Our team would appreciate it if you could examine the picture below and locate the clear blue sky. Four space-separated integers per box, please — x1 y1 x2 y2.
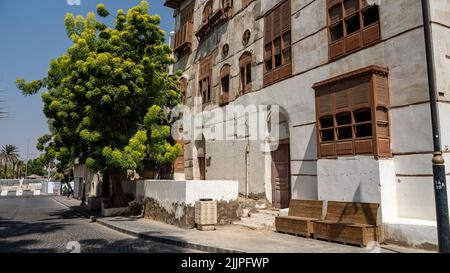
0 0 174 160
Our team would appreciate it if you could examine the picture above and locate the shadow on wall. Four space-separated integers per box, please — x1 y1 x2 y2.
292 126 318 200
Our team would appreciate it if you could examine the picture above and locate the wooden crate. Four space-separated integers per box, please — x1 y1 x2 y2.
275 200 324 237
313 201 382 247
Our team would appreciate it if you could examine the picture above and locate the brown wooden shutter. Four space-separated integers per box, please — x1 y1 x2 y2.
264 12 272 45
281 0 291 32
319 93 332 115
344 0 358 15
335 89 349 110
375 75 388 106
181 1 194 24
327 0 342 9
273 6 281 38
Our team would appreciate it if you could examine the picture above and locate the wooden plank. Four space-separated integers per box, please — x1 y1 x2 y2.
288 200 324 219
326 201 379 225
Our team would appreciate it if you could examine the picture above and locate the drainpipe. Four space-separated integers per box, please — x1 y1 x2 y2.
245 117 250 198
421 0 450 253
246 142 250 198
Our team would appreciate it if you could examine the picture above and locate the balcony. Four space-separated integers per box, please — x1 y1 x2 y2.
195 6 232 43
173 22 194 56
164 0 183 9
219 93 229 106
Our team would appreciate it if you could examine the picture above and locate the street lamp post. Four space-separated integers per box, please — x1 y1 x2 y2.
421 0 450 253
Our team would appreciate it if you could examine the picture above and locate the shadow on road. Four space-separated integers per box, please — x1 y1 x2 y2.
0 217 67 253
42 208 89 220
77 238 197 253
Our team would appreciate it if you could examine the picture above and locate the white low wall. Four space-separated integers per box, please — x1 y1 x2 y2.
122 179 239 205
122 179 240 228
142 180 238 204
384 218 438 250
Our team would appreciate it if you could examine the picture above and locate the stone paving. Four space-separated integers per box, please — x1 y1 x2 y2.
0 196 201 253
52 195 433 253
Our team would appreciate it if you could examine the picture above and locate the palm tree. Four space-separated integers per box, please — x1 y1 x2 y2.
0 144 20 178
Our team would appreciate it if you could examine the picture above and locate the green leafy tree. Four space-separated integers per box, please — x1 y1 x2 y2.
16 1 181 206
25 157 47 177
0 144 20 179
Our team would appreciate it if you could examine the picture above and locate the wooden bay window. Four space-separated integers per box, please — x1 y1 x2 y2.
173 1 194 56
313 66 391 158
199 56 213 107
196 0 232 42
179 77 188 104
239 52 252 94
327 0 381 60
202 0 214 23
263 0 292 87
219 64 231 106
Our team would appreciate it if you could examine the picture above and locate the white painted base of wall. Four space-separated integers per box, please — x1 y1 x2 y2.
384 217 437 249
122 179 239 218
141 180 239 205
101 207 131 217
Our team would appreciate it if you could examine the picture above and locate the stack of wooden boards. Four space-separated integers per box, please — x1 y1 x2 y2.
275 199 382 247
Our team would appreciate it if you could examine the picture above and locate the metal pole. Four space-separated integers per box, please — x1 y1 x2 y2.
421 0 450 253
25 138 29 178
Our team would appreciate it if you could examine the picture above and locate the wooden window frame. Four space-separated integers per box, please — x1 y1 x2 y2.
263 0 292 87
222 0 233 10
173 1 195 55
179 77 188 104
327 0 381 60
239 52 252 95
202 0 214 24
219 64 231 106
242 0 252 9
199 56 213 108
313 66 391 159
242 29 251 46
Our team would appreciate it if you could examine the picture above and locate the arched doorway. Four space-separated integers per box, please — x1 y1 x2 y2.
269 111 291 209
195 134 206 180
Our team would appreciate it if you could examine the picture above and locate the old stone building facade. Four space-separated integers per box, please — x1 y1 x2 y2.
165 0 450 248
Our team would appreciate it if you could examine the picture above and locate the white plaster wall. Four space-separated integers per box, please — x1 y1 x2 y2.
438 103 450 153
317 156 382 203
291 175 318 200
430 0 450 26
142 180 238 206
378 159 397 222
391 104 434 154
396 176 436 221
384 218 438 248
185 180 239 204
431 16 450 102
289 125 317 160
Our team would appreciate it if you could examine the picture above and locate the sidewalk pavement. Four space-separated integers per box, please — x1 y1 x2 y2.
52 195 93 217
52 196 432 253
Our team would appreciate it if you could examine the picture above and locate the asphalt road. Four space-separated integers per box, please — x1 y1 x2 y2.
0 196 201 253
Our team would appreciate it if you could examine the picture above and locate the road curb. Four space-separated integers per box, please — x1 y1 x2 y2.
95 218 243 253
53 196 243 253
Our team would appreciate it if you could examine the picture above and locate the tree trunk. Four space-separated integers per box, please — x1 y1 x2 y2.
102 172 110 198
108 168 128 208
4 159 7 179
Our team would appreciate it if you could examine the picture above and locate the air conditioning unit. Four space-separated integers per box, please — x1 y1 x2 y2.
195 199 217 231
